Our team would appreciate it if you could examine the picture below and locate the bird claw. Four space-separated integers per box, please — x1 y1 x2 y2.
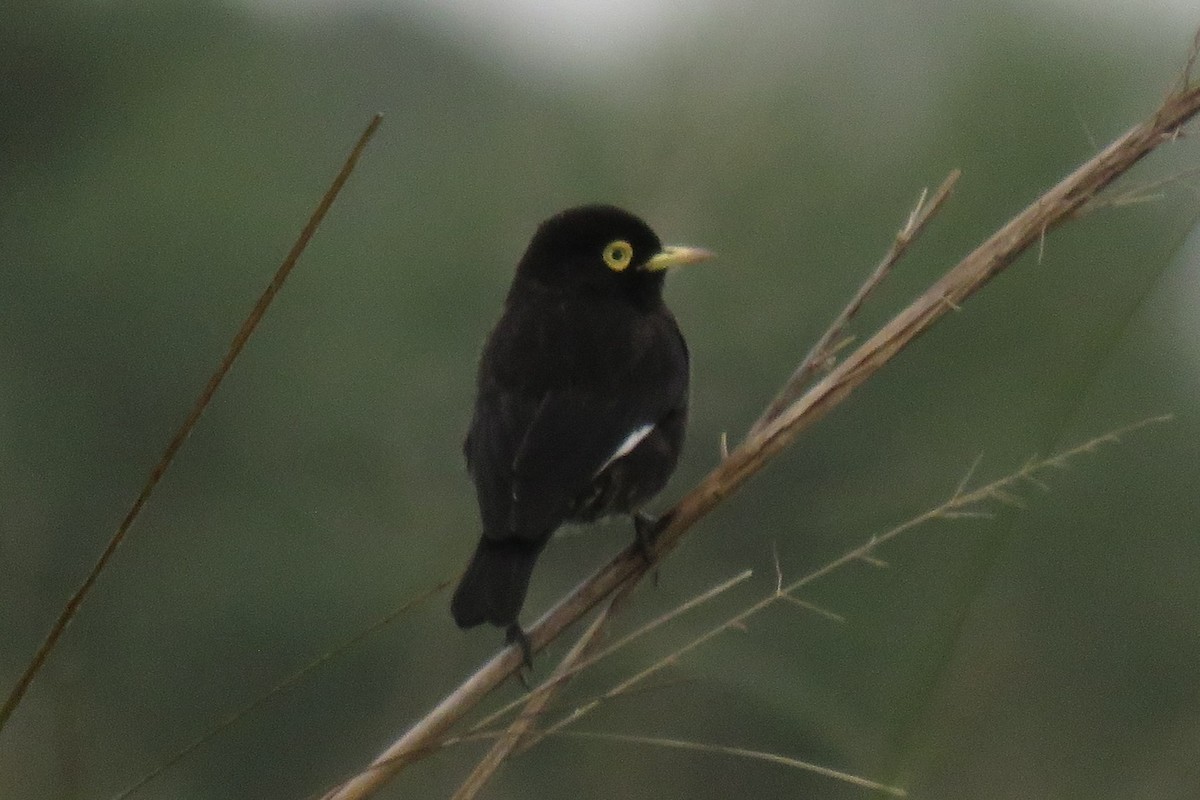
633 512 666 586
505 623 534 674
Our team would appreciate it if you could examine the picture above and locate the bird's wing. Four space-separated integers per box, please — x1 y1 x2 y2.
507 387 670 537
468 308 689 545
463 391 537 538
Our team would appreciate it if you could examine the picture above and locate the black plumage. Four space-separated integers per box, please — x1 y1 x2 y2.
451 205 711 646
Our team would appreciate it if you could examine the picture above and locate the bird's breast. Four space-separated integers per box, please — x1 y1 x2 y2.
489 295 674 394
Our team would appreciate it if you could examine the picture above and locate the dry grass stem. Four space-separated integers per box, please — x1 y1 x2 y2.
777 593 846 622
516 414 1170 752
435 728 907 796
464 570 753 737
527 592 775 747
1181 27 1200 90
0 114 384 737
114 576 446 800
1083 166 1200 211
451 568 754 799
320 61 1200 800
448 611 609 800
466 167 963 796
549 731 908 797
750 170 960 437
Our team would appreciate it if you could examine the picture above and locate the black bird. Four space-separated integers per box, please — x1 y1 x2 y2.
452 205 711 654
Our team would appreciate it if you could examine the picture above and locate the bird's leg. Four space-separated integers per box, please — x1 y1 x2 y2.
505 622 534 676
633 510 672 586
632 512 659 561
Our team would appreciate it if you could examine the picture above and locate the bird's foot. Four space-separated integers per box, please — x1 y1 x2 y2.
633 511 671 586
505 623 534 682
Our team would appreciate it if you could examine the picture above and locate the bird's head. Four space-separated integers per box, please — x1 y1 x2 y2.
513 205 712 302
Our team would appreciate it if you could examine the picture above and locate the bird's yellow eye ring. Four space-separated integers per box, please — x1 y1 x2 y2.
602 239 634 272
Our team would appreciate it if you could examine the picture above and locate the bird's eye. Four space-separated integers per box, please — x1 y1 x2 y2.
602 240 634 272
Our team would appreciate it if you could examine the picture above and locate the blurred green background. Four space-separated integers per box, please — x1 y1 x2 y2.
3 0 1199 798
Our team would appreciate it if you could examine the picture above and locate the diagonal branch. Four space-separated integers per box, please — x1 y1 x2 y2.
749 169 960 438
444 413 1169 798
448 166 964 800
450 611 609 800
529 414 1174 751
0 114 384 737
318 65 1200 800
463 570 752 738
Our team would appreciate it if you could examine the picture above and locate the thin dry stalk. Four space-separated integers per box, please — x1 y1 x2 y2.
528 591 779 747
465 570 753 736
449 612 607 800
454 542 701 800
0 114 384 737
1082 166 1200 211
516 415 1172 750
447 571 753 800
1181 27 1200 91
448 168 960 800
113 575 446 800
320 66 1200 800
750 170 960 438
440 727 905 796
552 731 907 796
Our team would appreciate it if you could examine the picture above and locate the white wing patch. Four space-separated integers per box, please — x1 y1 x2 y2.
596 423 654 475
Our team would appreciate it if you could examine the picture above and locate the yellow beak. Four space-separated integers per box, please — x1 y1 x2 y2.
642 245 715 272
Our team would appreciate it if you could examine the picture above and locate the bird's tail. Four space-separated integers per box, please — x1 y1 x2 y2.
451 538 542 629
